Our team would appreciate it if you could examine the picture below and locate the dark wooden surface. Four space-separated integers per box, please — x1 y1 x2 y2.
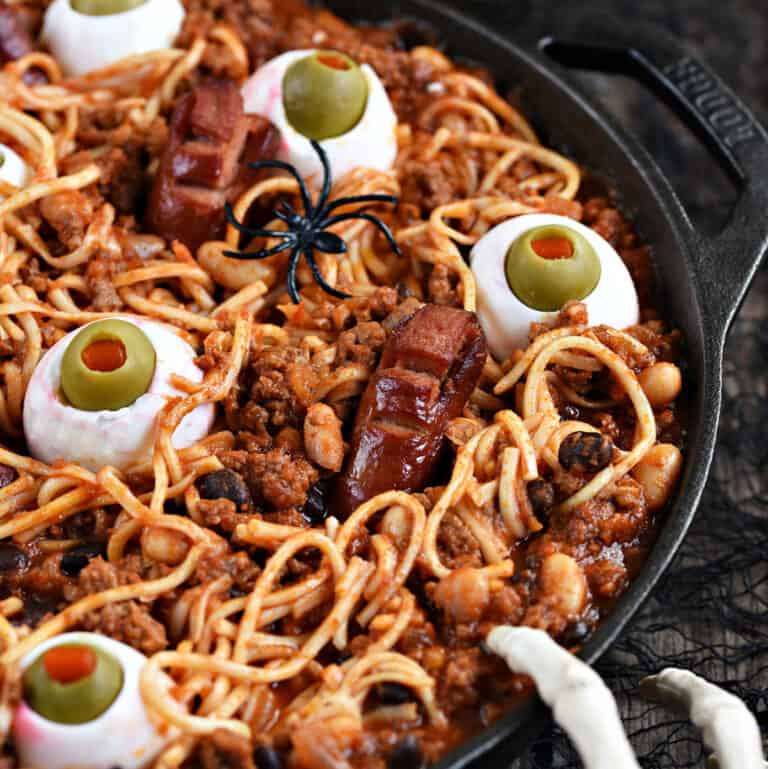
448 0 768 764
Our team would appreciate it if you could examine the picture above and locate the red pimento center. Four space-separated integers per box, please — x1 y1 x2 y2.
317 53 350 70
81 338 126 372
530 236 574 260
43 645 97 684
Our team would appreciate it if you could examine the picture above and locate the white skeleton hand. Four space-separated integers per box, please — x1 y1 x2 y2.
486 626 766 769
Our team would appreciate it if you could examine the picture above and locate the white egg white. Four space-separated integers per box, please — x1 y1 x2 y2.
41 0 185 77
470 213 640 361
23 316 214 471
241 49 398 181
0 143 31 192
13 632 170 769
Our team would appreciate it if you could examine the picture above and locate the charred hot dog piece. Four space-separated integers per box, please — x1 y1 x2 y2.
335 304 487 517
146 79 279 253
0 7 35 65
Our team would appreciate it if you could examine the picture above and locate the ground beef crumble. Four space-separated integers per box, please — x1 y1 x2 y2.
62 557 169 655
223 446 318 511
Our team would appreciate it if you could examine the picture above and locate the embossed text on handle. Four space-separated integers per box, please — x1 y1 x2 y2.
663 56 756 148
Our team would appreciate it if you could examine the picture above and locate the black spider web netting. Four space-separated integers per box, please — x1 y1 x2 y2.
514 267 768 767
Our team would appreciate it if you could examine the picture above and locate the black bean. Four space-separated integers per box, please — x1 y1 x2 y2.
396 282 413 300
197 469 250 508
562 404 580 420
388 736 424 769
558 431 614 473
375 682 413 705
0 542 27 572
60 543 104 577
0 464 17 490
301 481 328 524
392 18 437 50
527 479 555 518
561 620 591 647
253 745 283 769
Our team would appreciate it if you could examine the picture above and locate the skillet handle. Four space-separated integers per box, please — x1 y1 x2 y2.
532 14 768 337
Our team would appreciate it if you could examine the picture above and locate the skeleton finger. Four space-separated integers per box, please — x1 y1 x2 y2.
486 626 640 769
640 668 765 769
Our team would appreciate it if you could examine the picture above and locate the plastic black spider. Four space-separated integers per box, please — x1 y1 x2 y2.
224 140 401 303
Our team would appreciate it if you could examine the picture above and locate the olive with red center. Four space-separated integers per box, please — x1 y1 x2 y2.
505 224 601 311
60 319 156 411
283 51 368 140
23 643 123 724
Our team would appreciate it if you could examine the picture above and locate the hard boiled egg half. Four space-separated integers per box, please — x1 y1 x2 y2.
23 317 214 472
13 632 170 769
242 49 397 180
471 213 639 360
42 0 185 77
0 143 31 193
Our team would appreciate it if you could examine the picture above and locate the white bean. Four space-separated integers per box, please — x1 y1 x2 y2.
638 362 682 408
303 403 345 471
539 553 587 616
380 504 409 547
632 443 683 510
198 241 274 290
433 567 490 624
141 526 189 566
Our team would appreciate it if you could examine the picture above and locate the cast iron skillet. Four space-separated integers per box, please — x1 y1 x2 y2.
324 1 768 765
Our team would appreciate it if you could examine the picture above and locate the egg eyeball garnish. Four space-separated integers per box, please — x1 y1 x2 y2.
41 0 185 77
242 49 398 180
23 317 214 472
13 632 170 769
471 213 639 361
0 143 31 192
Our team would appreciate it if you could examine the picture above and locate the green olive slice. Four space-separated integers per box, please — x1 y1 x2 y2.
70 0 147 16
23 643 124 724
0 153 5 170
505 224 602 311
283 51 368 140
60 319 156 411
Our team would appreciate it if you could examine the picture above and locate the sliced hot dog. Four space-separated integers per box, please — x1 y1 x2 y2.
335 304 487 517
146 79 279 252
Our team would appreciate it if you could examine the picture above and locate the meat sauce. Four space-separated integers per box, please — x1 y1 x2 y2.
0 3 687 769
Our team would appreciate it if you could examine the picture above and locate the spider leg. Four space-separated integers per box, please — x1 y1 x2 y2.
275 202 306 230
223 239 295 261
248 159 313 216
310 140 333 216
285 245 302 304
322 194 399 215
320 212 402 257
277 200 299 218
304 246 352 299
224 202 290 239
273 209 292 225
